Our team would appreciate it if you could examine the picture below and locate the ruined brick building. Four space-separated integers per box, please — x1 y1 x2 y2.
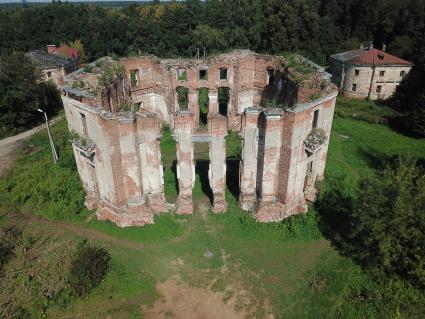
61 50 337 227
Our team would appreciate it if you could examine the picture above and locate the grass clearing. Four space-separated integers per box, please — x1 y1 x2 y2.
1 114 425 318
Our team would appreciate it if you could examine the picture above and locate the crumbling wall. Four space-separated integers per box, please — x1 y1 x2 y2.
63 50 338 227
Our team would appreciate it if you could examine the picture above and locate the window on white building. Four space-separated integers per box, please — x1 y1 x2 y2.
352 84 357 91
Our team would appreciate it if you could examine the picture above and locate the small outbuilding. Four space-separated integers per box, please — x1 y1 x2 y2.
25 46 79 86
329 44 413 100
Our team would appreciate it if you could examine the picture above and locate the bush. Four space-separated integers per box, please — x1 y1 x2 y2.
69 240 111 297
317 156 425 289
236 209 321 242
335 97 396 125
0 225 110 317
0 225 21 267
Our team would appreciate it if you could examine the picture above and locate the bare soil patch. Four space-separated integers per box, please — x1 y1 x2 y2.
142 276 250 319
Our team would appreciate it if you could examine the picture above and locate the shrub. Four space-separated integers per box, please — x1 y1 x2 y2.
83 65 93 73
0 225 21 268
335 96 396 125
69 240 111 297
0 225 110 317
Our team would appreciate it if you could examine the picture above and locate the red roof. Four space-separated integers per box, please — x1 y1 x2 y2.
350 48 412 66
52 45 79 59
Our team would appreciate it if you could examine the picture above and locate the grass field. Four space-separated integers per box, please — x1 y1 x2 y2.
1 109 425 318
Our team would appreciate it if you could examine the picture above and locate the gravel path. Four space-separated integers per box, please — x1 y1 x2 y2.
0 116 63 177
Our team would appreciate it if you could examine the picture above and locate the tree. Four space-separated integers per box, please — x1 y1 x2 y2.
391 61 425 137
68 39 86 63
0 52 62 138
318 157 425 288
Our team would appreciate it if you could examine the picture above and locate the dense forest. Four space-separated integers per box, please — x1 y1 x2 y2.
0 0 424 65
0 0 424 136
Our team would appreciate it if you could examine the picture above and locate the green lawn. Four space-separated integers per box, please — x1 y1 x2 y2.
1 115 425 318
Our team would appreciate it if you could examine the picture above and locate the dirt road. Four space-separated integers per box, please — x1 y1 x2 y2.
0 116 62 176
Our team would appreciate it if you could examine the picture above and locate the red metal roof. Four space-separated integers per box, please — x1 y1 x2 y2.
52 45 79 59
349 48 413 66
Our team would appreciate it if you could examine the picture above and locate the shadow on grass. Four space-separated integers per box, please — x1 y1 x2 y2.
226 159 240 199
358 148 425 171
195 160 214 204
171 160 179 195
314 177 356 256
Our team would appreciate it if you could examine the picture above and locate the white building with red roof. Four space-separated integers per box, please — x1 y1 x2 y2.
330 43 413 100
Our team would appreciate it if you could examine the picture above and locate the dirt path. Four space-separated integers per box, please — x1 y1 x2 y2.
0 116 62 177
1 210 145 251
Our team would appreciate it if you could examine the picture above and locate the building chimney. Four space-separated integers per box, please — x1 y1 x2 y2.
382 43 387 52
47 45 56 54
368 42 374 50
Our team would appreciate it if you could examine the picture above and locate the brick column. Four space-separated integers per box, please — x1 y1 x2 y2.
239 107 261 211
118 117 142 202
188 89 199 129
256 109 285 222
208 89 218 114
174 111 195 214
136 113 168 212
208 113 228 213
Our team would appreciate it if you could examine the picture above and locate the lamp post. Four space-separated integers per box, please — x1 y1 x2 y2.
38 108 58 163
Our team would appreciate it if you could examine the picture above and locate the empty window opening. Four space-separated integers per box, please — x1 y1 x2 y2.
219 68 228 80
400 70 406 77
267 68 275 84
376 85 382 93
354 69 359 76
277 78 284 91
130 69 139 87
199 69 208 80
176 86 189 110
218 87 230 116
134 102 141 112
352 83 357 91
312 109 319 128
80 113 88 135
177 69 187 81
379 70 385 76
198 87 209 127
47 71 52 78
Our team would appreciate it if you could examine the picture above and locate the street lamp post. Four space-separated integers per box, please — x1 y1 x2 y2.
38 108 58 163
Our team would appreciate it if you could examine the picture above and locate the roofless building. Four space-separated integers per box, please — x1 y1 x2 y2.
61 51 338 227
